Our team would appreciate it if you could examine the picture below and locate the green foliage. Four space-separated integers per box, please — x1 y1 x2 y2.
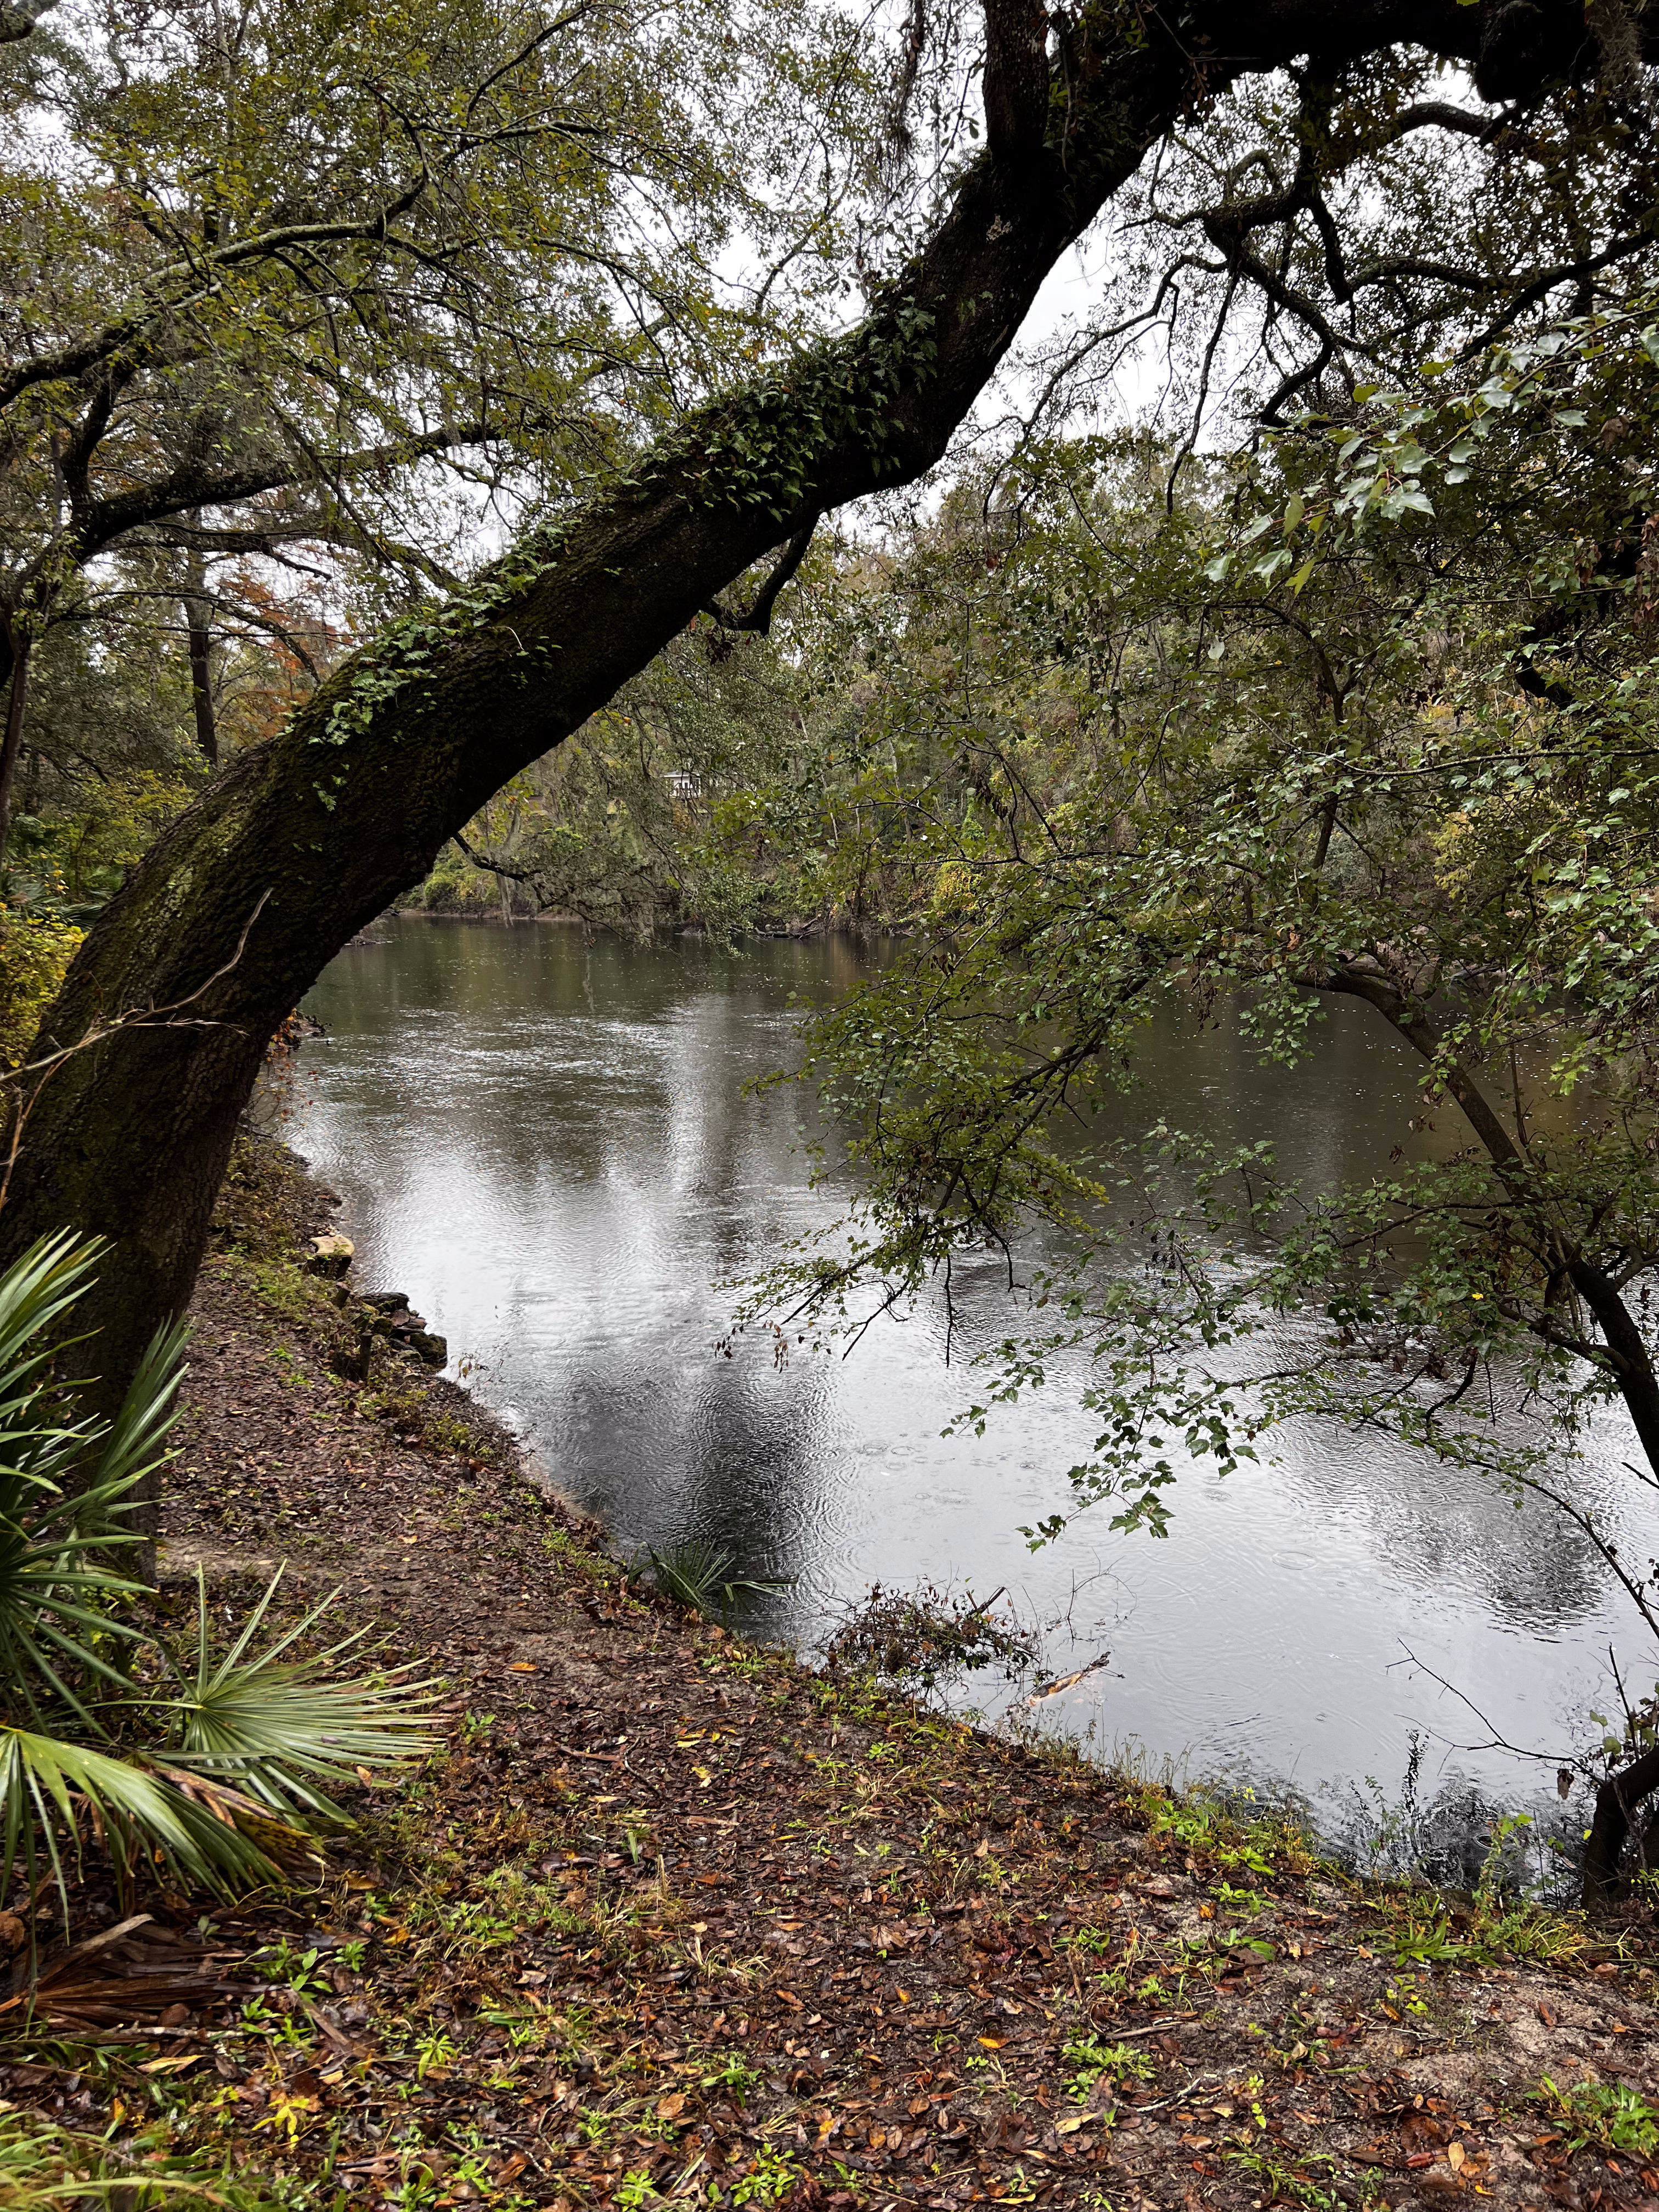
1537 2076 1659 2157
1062 2035 1154 2102
1222 2146 1342 2210
13 619 201 908
420 621 826 935
1375 1888 1585 1972
1137 1782 1315 1882
0 1232 436 1916
0 903 81 1070
727 295 1659 1739
0 0 896 926
0 2106 285 2207
641 1539 787 1620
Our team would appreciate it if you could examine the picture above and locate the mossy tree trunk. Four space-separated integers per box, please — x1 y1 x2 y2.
0 0 1567 1510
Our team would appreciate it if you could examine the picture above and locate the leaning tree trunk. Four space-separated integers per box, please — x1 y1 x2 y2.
1585 1745 1659 1901
0 0 1542 1512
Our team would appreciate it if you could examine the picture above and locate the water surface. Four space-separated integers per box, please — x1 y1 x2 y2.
293 916 1658 1847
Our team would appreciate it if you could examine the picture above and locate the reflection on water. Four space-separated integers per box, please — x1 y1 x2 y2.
293 915 1659 1823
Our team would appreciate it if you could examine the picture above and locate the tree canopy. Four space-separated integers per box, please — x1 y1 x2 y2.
0 0 885 845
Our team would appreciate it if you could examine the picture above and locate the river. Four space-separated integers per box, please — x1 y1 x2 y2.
292 913 1659 1868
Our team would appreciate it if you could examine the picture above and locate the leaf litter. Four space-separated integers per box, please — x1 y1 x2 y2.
0 1135 1655 2212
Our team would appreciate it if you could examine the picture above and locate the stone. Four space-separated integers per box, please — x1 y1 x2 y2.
362 1291 410 1314
370 1306 424 1336
304 1232 353 1278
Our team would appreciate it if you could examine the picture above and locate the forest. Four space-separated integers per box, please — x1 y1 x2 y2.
4 0 1659 2199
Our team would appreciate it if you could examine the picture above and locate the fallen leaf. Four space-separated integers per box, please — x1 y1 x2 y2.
507 1662 537 1673
657 2094 687 2121
1448 2142 1466 2171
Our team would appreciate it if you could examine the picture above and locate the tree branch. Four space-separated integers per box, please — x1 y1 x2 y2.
703 517 819 635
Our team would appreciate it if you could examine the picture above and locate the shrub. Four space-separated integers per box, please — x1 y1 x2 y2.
0 1231 435 1922
0 907 83 1070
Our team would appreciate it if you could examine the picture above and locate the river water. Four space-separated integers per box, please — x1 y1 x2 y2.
292 914 1659 1859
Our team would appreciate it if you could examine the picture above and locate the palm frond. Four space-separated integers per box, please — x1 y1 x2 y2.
156 1571 438 1824
91 1314 191 1503
0 1235 112 1521
0 1237 435 1923
644 1539 792 1618
0 1232 105 1390
0 2105 269 2204
0 1279 185 1736
0 1726 279 1923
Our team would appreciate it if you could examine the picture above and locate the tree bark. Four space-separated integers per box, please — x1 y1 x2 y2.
181 543 219 768
1585 1741 1659 1899
0 626 31 865
0 0 1586 1477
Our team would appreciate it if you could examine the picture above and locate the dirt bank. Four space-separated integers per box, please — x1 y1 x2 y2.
4 1134 1657 2212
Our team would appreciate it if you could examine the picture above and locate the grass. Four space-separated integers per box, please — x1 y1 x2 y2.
1223 2145 1345 2210
1368 1888 1589 1973
1132 1781 1318 1883
0 2109 292 2209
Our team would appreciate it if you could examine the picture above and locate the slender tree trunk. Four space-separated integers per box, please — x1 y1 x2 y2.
1330 961 1659 1477
182 548 218 768
0 627 31 865
1326 960 1659 1900
0 0 1516 1494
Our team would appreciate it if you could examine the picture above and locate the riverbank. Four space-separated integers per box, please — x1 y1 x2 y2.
4 1133 1658 2212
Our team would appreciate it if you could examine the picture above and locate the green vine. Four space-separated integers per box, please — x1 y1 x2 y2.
308 301 939 768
